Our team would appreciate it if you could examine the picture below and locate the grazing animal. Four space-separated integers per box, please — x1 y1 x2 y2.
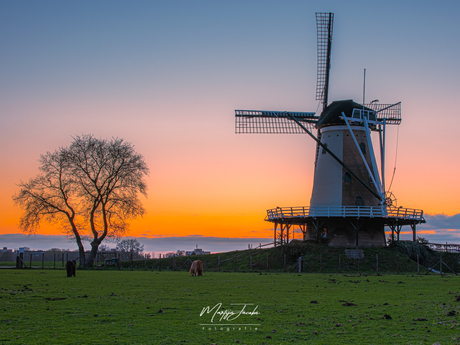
189 260 203 276
66 260 76 277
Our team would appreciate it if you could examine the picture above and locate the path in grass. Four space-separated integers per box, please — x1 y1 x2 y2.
0 270 459 344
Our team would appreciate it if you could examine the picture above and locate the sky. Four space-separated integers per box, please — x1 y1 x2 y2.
1 0 459 253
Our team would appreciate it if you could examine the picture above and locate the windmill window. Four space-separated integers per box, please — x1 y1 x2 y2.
355 196 364 206
360 142 366 155
322 143 328 154
344 172 352 183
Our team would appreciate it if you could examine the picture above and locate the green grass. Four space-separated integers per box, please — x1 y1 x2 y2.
1 270 459 344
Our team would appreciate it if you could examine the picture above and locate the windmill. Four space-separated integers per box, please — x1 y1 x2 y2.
235 12 425 247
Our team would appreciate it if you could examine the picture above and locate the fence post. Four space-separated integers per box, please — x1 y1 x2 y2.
284 254 286 272
338 254 341 273
159 254 162 271
144 256 147 271
130 251 133 271
173 258 176 271
42 253 45 269
397 254 399 274
203 253 206 270
376 254 379 275
440 254 443 275
298 256 302 273
218 254 220 271
16 253 22 269
266 254 269 272
62 253 64 267
29 253 32 268
417 254 420 274
54 253 56 269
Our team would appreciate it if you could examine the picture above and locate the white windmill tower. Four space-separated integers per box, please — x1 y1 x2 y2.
235 13 425 247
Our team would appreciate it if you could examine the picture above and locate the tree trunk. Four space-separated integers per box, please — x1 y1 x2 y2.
72 229 86 268
83 241 100 268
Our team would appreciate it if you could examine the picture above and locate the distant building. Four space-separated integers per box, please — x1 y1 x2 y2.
186 245 210 256
1 247 13 253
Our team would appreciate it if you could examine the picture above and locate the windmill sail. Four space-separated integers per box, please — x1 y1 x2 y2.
235 110 318 134
316 12 334 111
364 102 401 125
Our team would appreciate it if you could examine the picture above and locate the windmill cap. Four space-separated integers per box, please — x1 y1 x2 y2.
316 100 373 129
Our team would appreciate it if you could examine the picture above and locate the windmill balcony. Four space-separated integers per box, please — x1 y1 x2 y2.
265 205 425 222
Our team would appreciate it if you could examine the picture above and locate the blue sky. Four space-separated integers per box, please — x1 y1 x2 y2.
1 0 459 252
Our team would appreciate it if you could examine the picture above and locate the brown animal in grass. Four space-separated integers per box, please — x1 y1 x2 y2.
189 260 203 276
66 260 76 277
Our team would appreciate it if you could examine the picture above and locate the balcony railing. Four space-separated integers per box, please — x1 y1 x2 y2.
266 206 424 222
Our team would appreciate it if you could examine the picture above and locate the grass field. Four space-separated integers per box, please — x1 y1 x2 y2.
1 269 459 344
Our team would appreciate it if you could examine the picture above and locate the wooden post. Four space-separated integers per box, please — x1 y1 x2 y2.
42 253 45 269
376 254 379 275
159 254 162 271
417 254 420 275
298 257 302 273
54 253 56 269
29 253 32 268
218 254 220 271
397 254 400 274
266 254 269 272
284 254 286 272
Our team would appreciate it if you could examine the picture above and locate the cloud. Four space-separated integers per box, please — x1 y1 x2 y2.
0 233 272 254
419 213 460 231
0 233 77 251
129 235 272 254
387 213 460 243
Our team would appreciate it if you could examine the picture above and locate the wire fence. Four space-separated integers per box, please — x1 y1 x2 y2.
2 242 459 275
118 242 460 275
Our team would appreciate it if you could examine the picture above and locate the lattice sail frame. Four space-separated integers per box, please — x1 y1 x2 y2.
316 12 334 103
235 110 318 134
364 102 402 125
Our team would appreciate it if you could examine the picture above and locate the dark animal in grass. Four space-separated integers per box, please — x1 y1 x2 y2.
189 260 203 276
66 260 76 277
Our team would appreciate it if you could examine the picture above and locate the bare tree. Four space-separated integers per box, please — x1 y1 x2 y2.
116 238 144 261
13 134 149 268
